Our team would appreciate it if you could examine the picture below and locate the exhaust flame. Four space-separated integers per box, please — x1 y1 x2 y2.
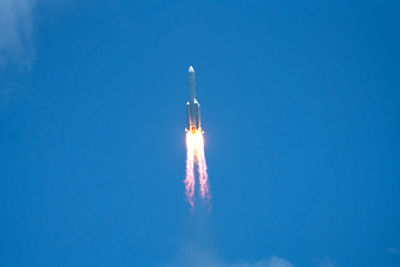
184 130 210 207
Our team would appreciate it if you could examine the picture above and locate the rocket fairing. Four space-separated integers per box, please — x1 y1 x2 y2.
186 66 202 133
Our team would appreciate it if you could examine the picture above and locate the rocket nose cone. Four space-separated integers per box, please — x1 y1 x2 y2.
188 66 194 73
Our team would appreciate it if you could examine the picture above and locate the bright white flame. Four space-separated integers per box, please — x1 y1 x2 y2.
184 129 210 207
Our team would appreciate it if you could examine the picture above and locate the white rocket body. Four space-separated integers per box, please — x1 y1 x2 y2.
186 66 202 133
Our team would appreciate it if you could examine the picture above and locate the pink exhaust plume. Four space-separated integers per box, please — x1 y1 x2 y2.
184 139 195 207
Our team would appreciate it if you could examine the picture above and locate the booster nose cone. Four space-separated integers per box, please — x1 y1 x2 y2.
188 66 194 73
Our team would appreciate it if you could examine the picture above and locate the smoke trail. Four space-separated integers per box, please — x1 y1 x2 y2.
197 143 209 201
184 130 210 207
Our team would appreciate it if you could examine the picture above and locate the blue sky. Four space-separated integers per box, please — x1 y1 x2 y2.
1 1 399 266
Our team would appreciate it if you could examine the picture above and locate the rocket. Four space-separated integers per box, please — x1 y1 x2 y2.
186 66 202 133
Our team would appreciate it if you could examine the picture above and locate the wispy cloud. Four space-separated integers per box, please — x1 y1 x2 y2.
162 242 293 267
315 257 338 267
229 256 294 267
0 0 35 68
387 247 400 255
